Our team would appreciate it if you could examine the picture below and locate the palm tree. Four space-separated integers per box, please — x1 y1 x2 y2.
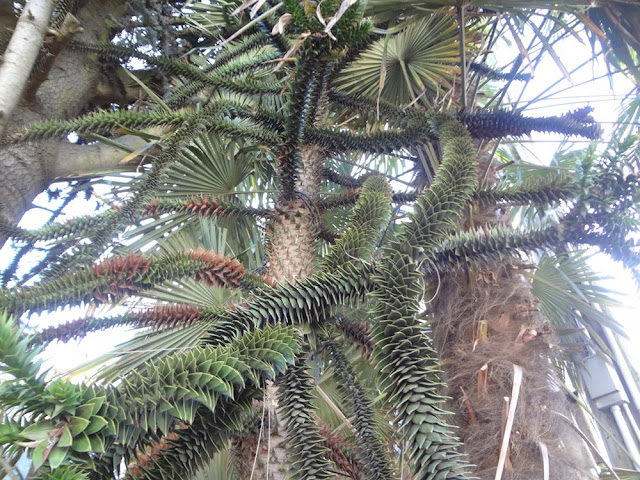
0 1 639 479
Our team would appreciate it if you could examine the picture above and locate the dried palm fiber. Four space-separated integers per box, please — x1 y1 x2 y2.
430 265 591 479
427 144 591 479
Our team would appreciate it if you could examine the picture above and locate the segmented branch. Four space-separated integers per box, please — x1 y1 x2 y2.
69 41 282 97
328 91 601 140
337 318 373 359
278 358 333 479
31 304 205 345
279 57 326 197
473 176 577 207
430 226 564 274
144 196 271 220
402 115 478 259
0 249 245 315
0 210 119 244
322 176 392 271
369 115 477 479
0 319 298 476
325 340 393 480
203 261 376 347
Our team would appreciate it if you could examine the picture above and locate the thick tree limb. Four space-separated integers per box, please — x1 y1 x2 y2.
0 0 55 136
51 135 153 179
0 0 130 234
0 134 151 246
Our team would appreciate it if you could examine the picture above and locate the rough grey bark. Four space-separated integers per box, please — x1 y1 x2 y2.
0 0 55 136
0 0 127 235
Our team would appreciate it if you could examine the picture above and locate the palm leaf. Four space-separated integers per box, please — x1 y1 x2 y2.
530 250 625 353
335 15 462 105
79 319 211 384
161 134 257 197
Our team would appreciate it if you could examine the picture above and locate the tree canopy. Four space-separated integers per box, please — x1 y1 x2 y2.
0 1 639 479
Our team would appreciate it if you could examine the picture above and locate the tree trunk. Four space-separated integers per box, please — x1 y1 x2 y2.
0 0 55 136
240 146 325 479
0 0 127 230
431 266 592 479
429 156 592 478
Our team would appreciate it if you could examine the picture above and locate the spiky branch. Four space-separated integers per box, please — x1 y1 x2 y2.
0 250 244 315
369 115 477 479
0 314 298 476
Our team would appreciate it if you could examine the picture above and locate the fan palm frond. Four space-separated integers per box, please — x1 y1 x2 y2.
530 250 624 355
336 15 462 105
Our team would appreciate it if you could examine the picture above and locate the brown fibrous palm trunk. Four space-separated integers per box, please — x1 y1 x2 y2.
429 152 591 479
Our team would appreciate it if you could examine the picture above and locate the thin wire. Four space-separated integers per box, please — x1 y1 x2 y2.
501 139 612 144
501 93 629 103
521 63 639 111
249 390 268 480
106 347 191 353
422 258 442 305
522 97 638 111
266 392 271 480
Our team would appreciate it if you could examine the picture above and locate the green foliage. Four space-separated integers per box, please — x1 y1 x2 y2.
458 107 601 140
319 175 575 213
0 321 298 474
30 304 207 346
0 250 245 316
402 115 478 260
532 251 625 356
367 116 478 478
306 122 438 154
278 359 333 479
71 41 283 96
8 110 192 143
0 210 120 244
123 399 253 480
2 2 640 479
325 340 393 479
144 196 270 220
372 249 471 479
328 91 601 139
279 56 327 197
0 312 46 395
562 136 640 277
335 15 461 103
322 175 392 271
432 226 563 272
203 261 376 346
35 465 89 480
473 175 577 208
468 61 532 82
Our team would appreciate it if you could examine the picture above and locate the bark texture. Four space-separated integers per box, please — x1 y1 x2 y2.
0 0 126 230
247 146 326 479
0 0 55 136
266 147 324 284
432 267 591 479
429 150 592 479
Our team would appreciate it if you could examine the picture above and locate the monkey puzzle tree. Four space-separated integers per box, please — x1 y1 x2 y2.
0 1 639 480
